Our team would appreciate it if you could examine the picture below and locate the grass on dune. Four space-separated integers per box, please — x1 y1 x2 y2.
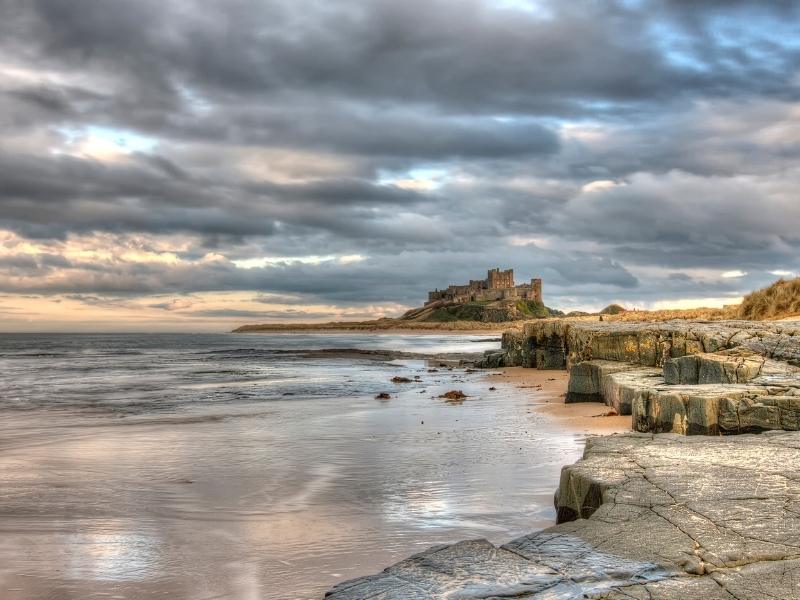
739 278 800 321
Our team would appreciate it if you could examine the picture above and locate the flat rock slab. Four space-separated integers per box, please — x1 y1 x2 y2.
502 319 800 370
563 353 800 433
504 320 800 435
326 432 800 599
566 360 663 414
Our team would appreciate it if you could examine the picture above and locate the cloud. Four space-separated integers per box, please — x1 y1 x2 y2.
0 0 798 327
722 270 747 279
552 170 800 271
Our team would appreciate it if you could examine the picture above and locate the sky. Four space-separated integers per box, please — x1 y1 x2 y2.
0 0 799 331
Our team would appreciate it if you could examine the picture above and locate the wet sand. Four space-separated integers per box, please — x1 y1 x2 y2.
0 333 611 600
486 367 632 435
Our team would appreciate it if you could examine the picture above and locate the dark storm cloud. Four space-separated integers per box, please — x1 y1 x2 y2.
0 149 431 240
0 0 798 314
9 0 799 111
550 171 800 272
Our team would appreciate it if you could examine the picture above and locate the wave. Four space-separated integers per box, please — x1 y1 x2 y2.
54 410 277 428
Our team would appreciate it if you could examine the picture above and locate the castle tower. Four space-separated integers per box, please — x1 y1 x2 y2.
532 278 542 303
487 268 514 289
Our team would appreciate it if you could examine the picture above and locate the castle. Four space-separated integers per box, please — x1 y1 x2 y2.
425 268 542 306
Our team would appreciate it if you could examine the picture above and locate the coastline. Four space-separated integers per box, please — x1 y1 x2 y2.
236 327 510 335
326 318 800 598
232 319 529 334
486 367 631 436
0 331 605 600
327 428 800 599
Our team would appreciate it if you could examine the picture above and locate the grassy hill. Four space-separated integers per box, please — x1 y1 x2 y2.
601 278 800 323
739 278 800 320
400 298 558 323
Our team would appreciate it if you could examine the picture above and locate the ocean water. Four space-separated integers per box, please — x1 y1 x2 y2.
0 333 587 599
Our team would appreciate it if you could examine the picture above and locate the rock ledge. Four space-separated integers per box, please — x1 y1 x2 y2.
484 320 800 435
326 431 800 599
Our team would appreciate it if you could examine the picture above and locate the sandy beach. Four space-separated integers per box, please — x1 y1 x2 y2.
486 367 632 436
0 332 614 600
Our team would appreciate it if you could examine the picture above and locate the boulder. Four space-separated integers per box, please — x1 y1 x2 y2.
477 350 506 368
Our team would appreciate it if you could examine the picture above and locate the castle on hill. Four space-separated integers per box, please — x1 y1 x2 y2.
425 268 542 306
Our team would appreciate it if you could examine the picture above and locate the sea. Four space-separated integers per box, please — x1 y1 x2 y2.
0 333 589 599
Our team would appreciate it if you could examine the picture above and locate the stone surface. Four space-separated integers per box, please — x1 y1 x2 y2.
633 389 800 435
663 351 765 385
563 357 800 434
500 330 528 367
326 432 800 599
566 360 661 414
500 319 800 370
479 350 506 368
495 320 800 434
562 354 800 434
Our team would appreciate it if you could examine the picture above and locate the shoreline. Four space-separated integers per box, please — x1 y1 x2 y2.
327 429 800 599
235 327 509 335
232 319 530 334
326 318 800 598
485 367 631 436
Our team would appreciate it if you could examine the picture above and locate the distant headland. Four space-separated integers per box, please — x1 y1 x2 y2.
233 274 800 333
233 267 561 333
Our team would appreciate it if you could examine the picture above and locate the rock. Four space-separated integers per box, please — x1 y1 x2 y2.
662 354 697 385
566 360 661 413
565 361 605 403
375 392 391 400
500 330 528 366
663 351 764 385
391 376 412 383
500 320 800 434
326 432 800 599
498 319 800 369
477 350 506 368
439 390 467 404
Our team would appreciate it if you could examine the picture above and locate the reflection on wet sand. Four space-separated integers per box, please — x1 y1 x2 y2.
0 333 599 599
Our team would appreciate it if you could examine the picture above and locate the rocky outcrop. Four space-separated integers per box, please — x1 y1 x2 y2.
402 299 555 323
488 320 800 435
633 385 800 435
326 432 800 599
497 319 800 370
562 353 800 435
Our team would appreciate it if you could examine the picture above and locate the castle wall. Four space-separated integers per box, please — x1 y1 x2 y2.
424 269 542 306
